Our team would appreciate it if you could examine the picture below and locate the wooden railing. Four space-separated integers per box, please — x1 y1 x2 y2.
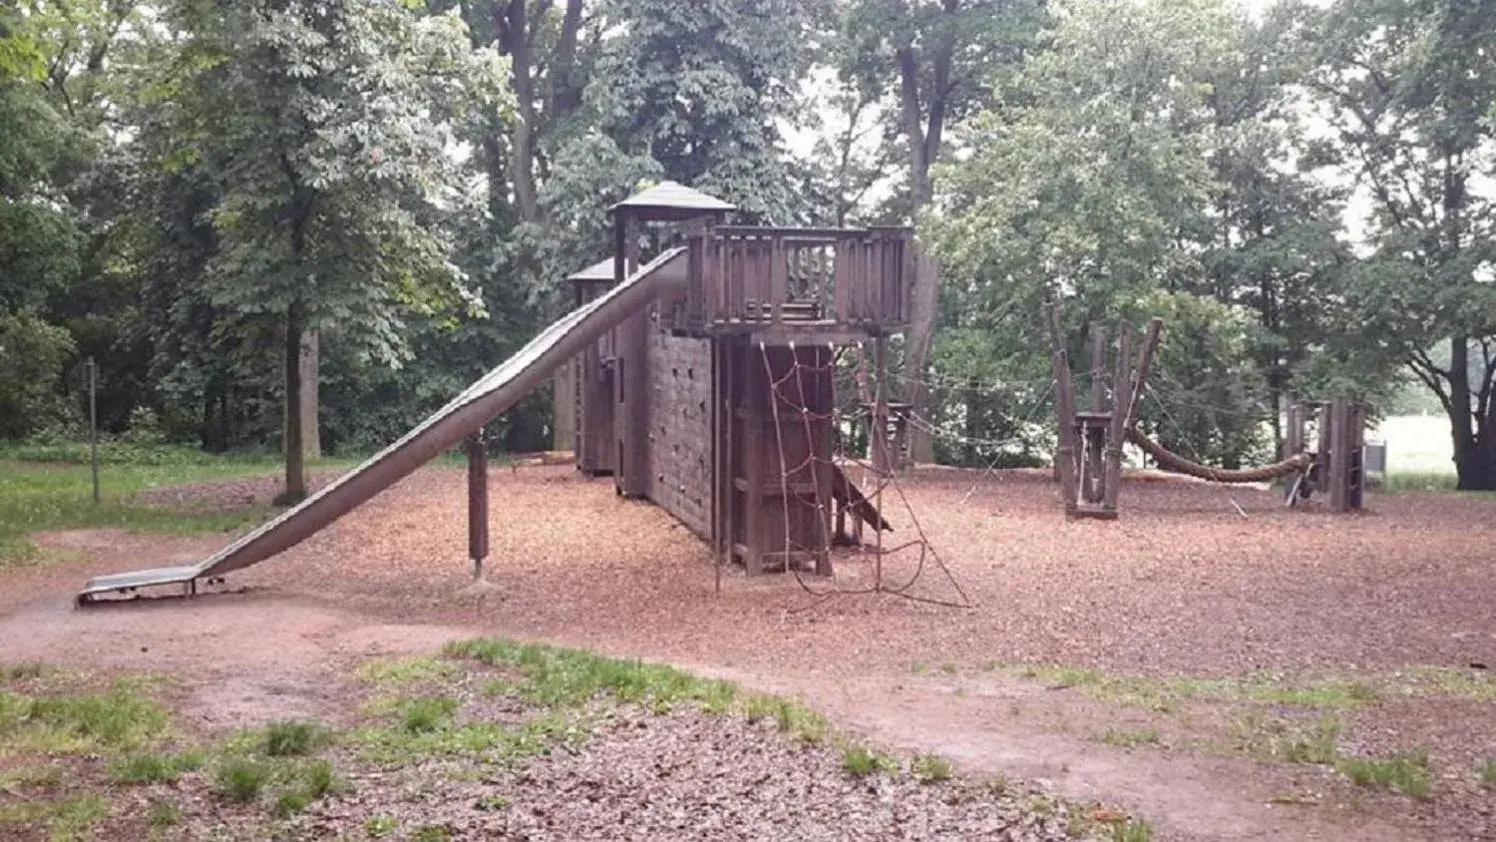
676 226 911 332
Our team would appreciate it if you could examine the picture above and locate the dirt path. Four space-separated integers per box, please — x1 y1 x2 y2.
0 576 1420 842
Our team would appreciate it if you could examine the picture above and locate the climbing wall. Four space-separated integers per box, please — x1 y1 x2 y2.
646 329 714 538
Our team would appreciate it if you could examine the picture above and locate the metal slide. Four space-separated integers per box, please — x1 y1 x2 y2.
77 248 690 605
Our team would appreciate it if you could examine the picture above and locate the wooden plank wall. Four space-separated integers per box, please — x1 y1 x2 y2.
646 330 714 538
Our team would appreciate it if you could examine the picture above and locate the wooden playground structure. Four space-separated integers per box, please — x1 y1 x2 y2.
468 182 908 579
1044 301 1368 519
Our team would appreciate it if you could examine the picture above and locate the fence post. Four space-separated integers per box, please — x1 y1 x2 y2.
88 357 99 505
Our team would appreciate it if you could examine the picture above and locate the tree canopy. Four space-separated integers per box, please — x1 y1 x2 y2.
3 0 1493 488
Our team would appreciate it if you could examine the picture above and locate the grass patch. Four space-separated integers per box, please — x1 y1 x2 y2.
742 694 827 744
1 662 48 681
0 793 109 840
1109 818 1153 842
357 656 461 689
401 697 459 734
841 745 895 777
1480 758 1496 787
214 757 272 803
263 720 329 756
0 683 171 755
1232 711 1341 765
1101 728 1160 749
912 753 953 784
108 751 203 784
413 826 452 842
365 814 399 837
147 799 181 829
1379 470 1460 492
1337 750 1431 797
0 763 64 793
448 637 741 715
0 456 289 565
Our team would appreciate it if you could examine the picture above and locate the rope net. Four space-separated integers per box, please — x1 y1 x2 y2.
757 342 970 609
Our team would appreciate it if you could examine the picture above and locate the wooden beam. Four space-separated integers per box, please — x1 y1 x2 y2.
1044 303 1080 517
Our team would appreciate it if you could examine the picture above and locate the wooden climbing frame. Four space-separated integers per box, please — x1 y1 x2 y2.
1044 304 1163 519
1283 398 1366 511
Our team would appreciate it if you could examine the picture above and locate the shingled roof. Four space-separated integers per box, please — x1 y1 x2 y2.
611 181 736 214
566 258 615 283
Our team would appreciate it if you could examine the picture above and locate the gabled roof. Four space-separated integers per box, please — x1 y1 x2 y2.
611 180 736 213
566 258 615 283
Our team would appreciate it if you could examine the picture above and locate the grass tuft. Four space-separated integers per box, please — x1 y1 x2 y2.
401 698 459 734
147 800 181 829
1337 749 1431 798
365 814 399 837
1480 758 1496 787
214 758 272 804
912 753 953 784
1110 818 1153 842
263 721 328 757
1101 728 1160 749
108 751 203 784
0 684 171 755
842 745 894 777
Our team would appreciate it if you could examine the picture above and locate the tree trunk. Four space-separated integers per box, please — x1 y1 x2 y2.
1454 433 1496 490
278 303 308 506
300 330 320 460
903 247 939 465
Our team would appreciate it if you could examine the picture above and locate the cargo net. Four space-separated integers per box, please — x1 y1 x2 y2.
757 342 971 609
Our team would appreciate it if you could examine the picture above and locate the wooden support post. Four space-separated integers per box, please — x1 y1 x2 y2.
1285 404 1305 504
466 432 489 580
1349 401 1366 510
1045 303 1080 517
1085 324 1107 501
1100 321 1133 514
1328 397 1349 512
1315 403 1331 493
743 343 764 575
811 346 835 576
873 335 889 588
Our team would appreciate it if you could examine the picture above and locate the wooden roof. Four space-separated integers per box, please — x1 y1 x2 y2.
566 258 615 283
611 181 735 214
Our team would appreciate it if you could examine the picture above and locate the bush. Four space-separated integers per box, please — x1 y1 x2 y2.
0 311 75 440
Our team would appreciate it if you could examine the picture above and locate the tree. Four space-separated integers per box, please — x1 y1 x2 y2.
838 0 1046 460
148 0 511 501
1305 0 1496 488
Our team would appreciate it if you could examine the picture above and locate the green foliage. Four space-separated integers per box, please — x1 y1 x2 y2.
1111 818 1153 842
0 312 76 439
0 458 277 565
911 753 953 784
1101 728 1161 749
841 745 895 777
1337 750 1432 798
108 752 204 785
263 721 329 757
147 800 181 829
446 637 737 711
0 684 171 755
365 814 399 837
214 758 272 803
1479 758 1496 787
0 793 109 841
401 698 459 734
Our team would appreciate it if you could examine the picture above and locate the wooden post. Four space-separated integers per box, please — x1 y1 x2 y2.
1349 401 1366 510
1285 404 1305 504
1328 397 1349 512
1315 403 1332 493
87 356 99 505
873 335 889 588
1045 303 1080 517
466 432 489 579
1100 322 1132 514
743 343 764 575
1085 324 1107 500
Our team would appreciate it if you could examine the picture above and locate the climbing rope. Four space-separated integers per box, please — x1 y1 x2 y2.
1124 428 1311 484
